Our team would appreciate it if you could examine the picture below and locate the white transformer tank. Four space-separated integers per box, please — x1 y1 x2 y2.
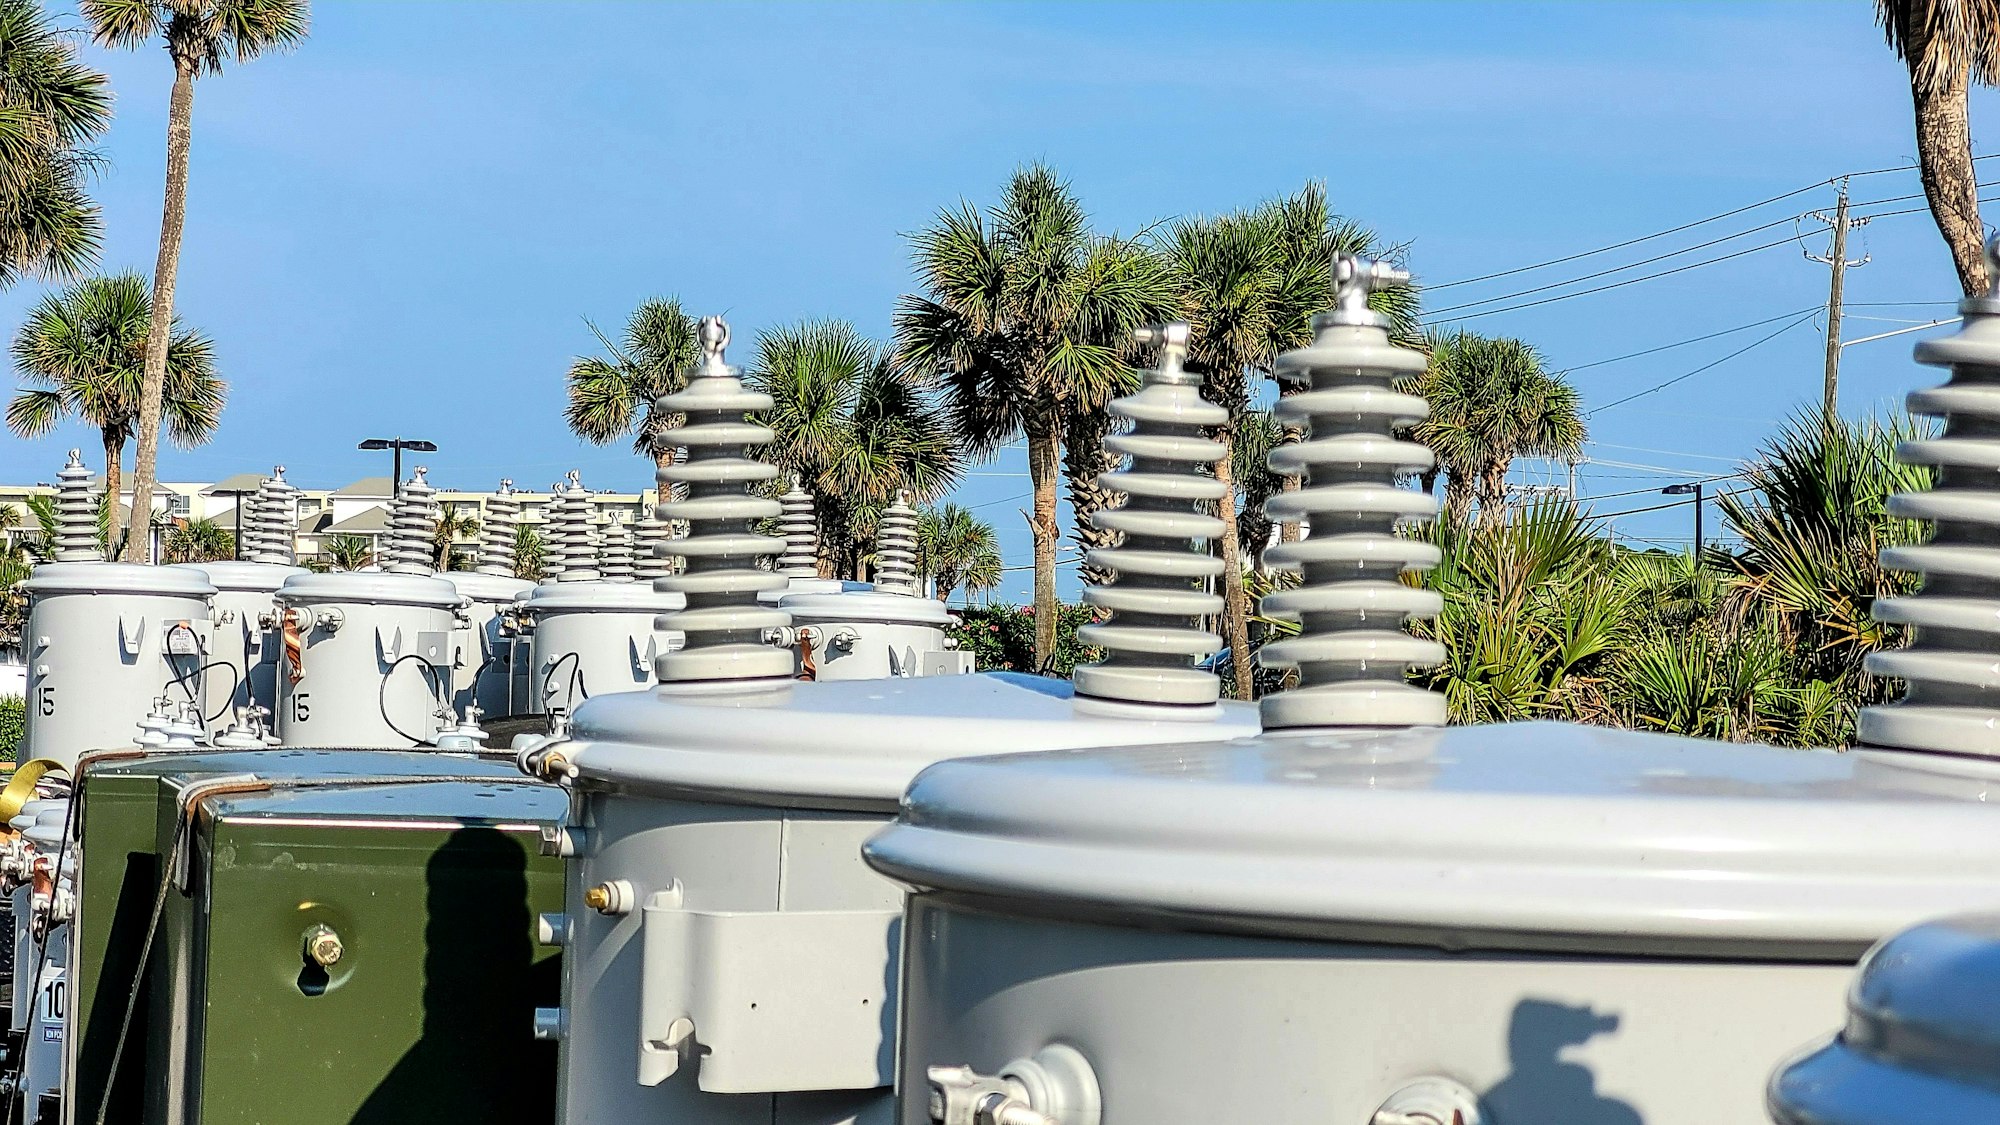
272 571 467 747
1767 912 2000 1124
175 560 302 739
865 723 2000 1125
448 571 534 719
534 673 1257 1125
20 564 215 767
778 590 970 680
529 314 1252 1125
523 581 684 716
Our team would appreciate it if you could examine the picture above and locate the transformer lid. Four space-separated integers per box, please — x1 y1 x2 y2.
275 570 466 610
565 671 1258 810
174 560 305 594
21 561 216 598
778 589 955 626
444 571 534 605
862 721 2000 957
1770 914 2000 1124
522 579 685 613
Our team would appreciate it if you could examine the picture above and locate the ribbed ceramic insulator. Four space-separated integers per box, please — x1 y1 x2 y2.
653 316 792 686
476 480 520 577
1258 254 1445 731
1862 236 2000 757
873 491 919 595
52 449 100 562
550 472 601 583
246 467 298 565
634 510 677 582
600 517 637 583
1074 323 1228 709
778 479 819 578
383 467 439 576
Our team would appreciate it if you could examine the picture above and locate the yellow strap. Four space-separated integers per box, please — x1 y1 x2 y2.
0 759 64 823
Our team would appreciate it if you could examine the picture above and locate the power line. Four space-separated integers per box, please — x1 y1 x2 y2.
1585 313 1819 416
1429 184 1967 317
1425 194 2000 326
1428 157 1997 291
1558 308 1819 374
1423 186 1953 318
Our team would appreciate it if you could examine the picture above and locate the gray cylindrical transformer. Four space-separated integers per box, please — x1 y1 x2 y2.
522 581 684 716
778 590 970 680
175 560 304 739
21 563 217 766
538 675 1258 1125
864 724 2000 1125
1768 912 2000 1124
272 571 467 748
446 572 534 719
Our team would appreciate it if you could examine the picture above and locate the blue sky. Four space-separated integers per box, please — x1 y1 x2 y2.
3 1 1991 600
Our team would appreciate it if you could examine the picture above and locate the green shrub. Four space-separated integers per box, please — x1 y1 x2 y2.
0 695 23 763
946 603 1102 678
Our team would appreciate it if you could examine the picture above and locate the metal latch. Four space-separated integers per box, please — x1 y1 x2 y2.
637 884 899 1093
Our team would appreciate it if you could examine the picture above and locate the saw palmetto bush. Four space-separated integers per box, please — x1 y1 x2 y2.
1409 497 1629 724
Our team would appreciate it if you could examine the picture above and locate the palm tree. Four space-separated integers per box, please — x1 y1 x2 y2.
917 502 1002 604
1231 409 1283 567
565 298 700 467
1877 0 2000 295
161 515 230 562
752 319 961 578
81 0 308 562
1405 331 1584 524
320 533 372 572
512 522 544 582
1 0 112 288
431 501 480 571
7 272 224 551
896 163 1173 666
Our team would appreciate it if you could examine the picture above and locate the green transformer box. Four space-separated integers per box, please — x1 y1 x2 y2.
67 749 566 1125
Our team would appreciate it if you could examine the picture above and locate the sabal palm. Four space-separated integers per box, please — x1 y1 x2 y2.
431 502 481 572
565 297 700 466
1406 330 1584 523
7 272 223 552
0 0 112 287
917 502 1002 604
896 163 1173 665
321 533 372 572
1876 0 2000 295
162 515 230 562
82 0 308 561
752 319 960 577
511 522 543 582
1161 208 1288 699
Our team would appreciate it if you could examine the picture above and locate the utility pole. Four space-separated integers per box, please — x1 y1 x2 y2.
1805 178 1871 421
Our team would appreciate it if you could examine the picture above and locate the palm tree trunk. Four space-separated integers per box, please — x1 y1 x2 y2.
1910 65 1990 297
100 431 123 555
122 57 196 563
1026 422 1061 669
1444 472 1475 524
1212 427 1255 700
1063 406 1119 588
1477 458 1512 525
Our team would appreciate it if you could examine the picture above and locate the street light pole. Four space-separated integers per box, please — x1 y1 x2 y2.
357 437 437 496
1662 481 1704 555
